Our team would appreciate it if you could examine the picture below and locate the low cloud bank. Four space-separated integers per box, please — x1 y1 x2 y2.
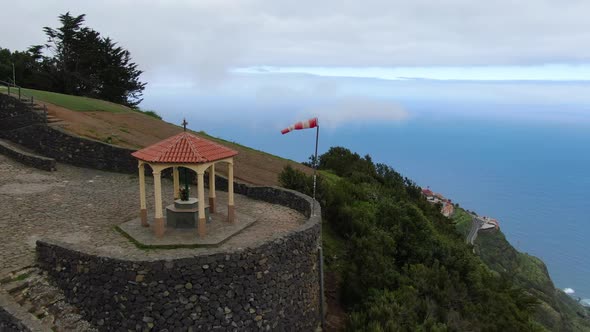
300 96 409 128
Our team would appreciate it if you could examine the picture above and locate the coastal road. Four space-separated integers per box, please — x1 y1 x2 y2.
467 215 485 245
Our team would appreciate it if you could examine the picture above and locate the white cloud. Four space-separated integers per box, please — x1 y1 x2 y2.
300 96 409 128
2 0 590 84
239 65 590 81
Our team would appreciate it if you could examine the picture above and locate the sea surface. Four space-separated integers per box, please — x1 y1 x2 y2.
142 74 590 303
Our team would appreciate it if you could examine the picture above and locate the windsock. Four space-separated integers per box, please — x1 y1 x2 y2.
281 117 318 134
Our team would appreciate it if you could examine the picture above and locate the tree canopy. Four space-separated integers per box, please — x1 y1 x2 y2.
0 12 145 107
280 147 541 331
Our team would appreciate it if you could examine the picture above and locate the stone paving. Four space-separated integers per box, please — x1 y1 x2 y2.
119 209 257 247
0 154 306 277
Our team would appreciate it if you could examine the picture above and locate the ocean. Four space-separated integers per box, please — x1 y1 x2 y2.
142 73 590 303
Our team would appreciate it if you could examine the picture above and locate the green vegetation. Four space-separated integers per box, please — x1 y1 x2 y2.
1 86 163 123
467 217 590 331
451 206 473 238
137 109 162 120
1 86 130 112
280 147 542 331
14 272 31 281
1 12 145 107
0 272 32 285
322 221 347 274
318 169 341 186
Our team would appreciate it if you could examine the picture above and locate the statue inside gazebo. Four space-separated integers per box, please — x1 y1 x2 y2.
131 121 238 238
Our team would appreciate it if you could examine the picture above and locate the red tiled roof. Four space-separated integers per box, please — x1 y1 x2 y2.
131 132 238 163
422 188 434 196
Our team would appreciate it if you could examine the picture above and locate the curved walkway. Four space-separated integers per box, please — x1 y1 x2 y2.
467 216 485 245
0 154 305 276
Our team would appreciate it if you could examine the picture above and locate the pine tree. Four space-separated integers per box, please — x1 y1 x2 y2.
37 12 146 106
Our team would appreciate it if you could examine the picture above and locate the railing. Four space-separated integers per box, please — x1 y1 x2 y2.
0 80 46 123
0 79 23 100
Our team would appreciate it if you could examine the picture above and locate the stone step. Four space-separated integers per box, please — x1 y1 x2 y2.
0 266 37 284
4 279 31 295
0 139 56 171
40 314 56 329
1 267 97 331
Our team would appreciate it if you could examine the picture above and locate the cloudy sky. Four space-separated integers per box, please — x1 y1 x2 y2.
2 0 590 85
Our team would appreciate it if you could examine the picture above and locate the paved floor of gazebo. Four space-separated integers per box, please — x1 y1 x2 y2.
119 208 256 247
0 154 306 277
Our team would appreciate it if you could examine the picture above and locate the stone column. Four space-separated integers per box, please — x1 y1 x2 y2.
153 170 165 237
228 161 235 223
139 162 148 227
208 164 216 213
197 171 206 237
173 167 180 199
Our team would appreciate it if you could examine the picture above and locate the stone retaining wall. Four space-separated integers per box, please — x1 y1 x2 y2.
1 93 138 173
37 187 321 331
0 125 137 173
0 93 45 131
0 139 56 171
0 306 29 332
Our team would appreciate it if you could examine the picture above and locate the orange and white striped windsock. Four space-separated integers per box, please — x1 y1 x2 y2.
281 117 318 134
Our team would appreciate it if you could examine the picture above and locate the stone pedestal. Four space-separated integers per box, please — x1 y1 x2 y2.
166 198 209 229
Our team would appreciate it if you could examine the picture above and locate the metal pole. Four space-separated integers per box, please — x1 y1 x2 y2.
311 123 325 330
312 125 319 216
12 63 16 86
318 246 325 330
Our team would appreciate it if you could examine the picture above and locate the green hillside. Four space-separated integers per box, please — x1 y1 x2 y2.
280 147 590 330
281 148 545 331
1 86 131 112
454 208 590 331
452 205 473 238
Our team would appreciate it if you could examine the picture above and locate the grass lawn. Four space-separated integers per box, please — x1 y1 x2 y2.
0 86 130 113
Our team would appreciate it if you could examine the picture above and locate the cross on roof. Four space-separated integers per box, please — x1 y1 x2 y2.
182 118 188 132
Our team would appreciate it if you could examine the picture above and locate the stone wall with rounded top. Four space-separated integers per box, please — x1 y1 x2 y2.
1 124 138 173
36 186 321 331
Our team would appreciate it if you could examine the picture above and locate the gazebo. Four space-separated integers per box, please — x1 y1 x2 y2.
131 130 238 238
